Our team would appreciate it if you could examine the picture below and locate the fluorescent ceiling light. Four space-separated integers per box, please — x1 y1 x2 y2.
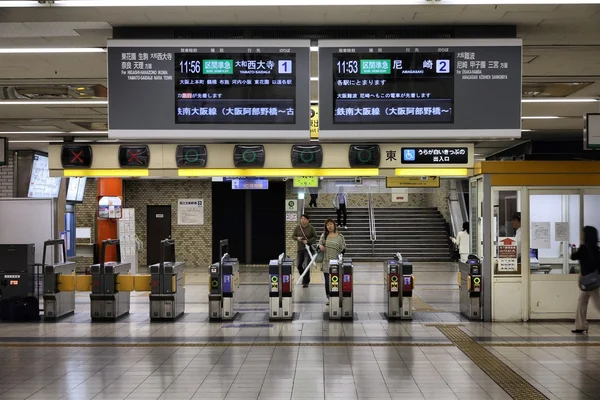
0 100 107 105
521 116 561 120
11 0 600 7
522 98 599 103
9 140 63 143
310 47 318 52
0 48 106 54
521 129 532 132
310 77 318 81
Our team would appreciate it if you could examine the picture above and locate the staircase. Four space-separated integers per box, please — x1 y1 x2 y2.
304 207 451 262
373 208 451 262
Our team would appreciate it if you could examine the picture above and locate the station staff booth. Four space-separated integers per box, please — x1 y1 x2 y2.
470 161 600 322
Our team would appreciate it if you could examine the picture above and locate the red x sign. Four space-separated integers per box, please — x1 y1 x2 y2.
70 150 84 163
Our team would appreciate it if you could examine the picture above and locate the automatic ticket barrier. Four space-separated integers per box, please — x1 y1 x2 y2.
149 239 185 320
90 240 131 320
383 258 402 319
269 254 294 320
0 243 36 300
329 256 354 320
43 240 76 319
459 255 482 320
400 256 414 320
209 239 240 320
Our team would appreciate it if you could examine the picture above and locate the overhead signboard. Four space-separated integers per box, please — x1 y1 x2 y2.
293 176 319 187
401 147 468 164
107 39 311 140
231 179 269 190
584 113 600 150
318 39 522 140
386 176 440 188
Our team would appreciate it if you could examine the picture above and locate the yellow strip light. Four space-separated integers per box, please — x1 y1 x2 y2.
178 168 379 177
63 169 149 177
395 168 469 177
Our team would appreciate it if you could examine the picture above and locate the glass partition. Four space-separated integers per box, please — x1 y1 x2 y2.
528 191 580 275
492 189 521 275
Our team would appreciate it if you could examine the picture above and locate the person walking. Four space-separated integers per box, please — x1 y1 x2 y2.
451 221 470 262
572 226 600 334
333 187 348 229
291 214 317 287
318 218 346 305
308 187 319 208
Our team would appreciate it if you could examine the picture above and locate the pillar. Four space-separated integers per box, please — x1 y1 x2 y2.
97 178 123 262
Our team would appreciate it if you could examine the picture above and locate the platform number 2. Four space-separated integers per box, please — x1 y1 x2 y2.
278 60 292 74
436 59 450 74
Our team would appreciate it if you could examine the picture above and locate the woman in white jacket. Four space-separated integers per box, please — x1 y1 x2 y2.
452 221 470 262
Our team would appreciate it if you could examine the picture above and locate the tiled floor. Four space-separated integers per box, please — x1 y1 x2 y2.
0 262 598 400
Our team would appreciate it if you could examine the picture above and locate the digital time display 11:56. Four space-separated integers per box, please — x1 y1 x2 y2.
179 60 202 74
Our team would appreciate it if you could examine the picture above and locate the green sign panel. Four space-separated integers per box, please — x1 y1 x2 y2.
293 177 319 188
360 59 391 74
203 59 234 74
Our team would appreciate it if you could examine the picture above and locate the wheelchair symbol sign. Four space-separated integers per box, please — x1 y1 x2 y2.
403 149 416 161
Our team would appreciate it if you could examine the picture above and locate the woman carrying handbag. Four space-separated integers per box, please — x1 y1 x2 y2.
572 226 600 334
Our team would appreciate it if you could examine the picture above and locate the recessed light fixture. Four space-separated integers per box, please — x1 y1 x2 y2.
310 47 318 52
310 77 318 81
0 100 108 105
521 116 561 120
0 48 106 54
522 98 599 103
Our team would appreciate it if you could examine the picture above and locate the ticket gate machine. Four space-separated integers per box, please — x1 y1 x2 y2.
209 240 239 320
149 239 185 320
400 255 414 320
328 256 354 320
0 243 36 300
42 239 76 319
459 255 483 320
383 258 402 319
90 239 131 320
269 254 294 320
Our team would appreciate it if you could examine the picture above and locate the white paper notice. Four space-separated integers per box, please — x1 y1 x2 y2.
177 199 204 225
555 222 569 242
286 212 297 222
531 222 551 249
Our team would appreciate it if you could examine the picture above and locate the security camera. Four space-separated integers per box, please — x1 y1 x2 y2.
282 177 288 182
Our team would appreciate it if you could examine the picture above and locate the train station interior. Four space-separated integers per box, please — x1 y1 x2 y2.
1 1 600 400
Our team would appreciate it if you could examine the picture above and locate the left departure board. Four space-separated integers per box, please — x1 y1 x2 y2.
107 39 310 140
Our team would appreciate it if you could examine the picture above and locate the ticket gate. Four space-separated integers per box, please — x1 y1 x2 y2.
90 239 131 320
400 256 414 320
328 256 354 320
43 239 76 319
459 255 483 320
209 239 239 320
383 258 402 319
149 239 185 320
269 254 294 320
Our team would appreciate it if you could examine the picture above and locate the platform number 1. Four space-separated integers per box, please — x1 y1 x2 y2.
278 60 292 74
436 59 450 73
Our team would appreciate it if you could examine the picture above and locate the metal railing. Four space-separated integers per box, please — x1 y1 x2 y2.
368 192 377 256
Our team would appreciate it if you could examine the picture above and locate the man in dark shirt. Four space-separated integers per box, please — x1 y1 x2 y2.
291 214 317 287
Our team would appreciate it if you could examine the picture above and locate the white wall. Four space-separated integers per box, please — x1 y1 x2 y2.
584 194 600 233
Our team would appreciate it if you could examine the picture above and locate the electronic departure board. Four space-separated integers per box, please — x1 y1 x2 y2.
318 39 522 141
107 39 311 140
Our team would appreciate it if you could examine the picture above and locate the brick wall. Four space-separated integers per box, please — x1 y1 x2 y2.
0 152 14 198
124 180 212 269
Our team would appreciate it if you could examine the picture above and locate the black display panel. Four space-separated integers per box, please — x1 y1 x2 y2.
61 145 93 168
349 145 380 167
118 145 150 167
291 145 323 168
333 52 454 124
233 145 265 168
175 53 296 125
401 147 468 164
176 145 208 167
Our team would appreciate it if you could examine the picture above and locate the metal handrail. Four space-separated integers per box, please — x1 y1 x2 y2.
368 192 377 256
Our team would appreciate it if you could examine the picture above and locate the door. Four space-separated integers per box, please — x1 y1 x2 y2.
251 181 286 264
147 205 172 266
212 182 246 263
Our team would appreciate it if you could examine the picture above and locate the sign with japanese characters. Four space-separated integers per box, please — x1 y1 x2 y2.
107 39 311 140
386 176 440 188
231 179 269 190
498 237 518 272
379 143 473 167
318 39 522 141
401 147 468 164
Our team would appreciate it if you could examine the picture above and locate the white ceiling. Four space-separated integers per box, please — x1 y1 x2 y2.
0 3 599 157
